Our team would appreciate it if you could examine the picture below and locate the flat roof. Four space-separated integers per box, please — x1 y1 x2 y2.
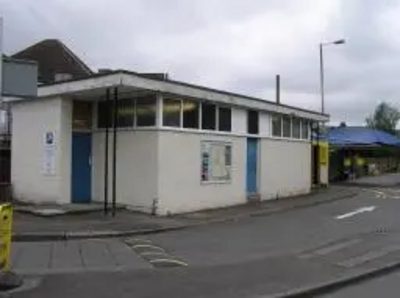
9 69 329 122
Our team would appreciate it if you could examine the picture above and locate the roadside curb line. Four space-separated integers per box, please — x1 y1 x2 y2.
12 225 189 242
270 259 400 298
12 191 359 242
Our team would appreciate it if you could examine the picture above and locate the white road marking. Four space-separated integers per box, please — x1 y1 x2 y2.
336 206 376 220
149 258 188 267
125 238 152 245
132 244 166 252
140 251 170 257
366 189 387 199
337 245 400 268
298 238 362 259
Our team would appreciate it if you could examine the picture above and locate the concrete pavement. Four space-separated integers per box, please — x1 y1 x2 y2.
12 185 358 241
10 238 150 275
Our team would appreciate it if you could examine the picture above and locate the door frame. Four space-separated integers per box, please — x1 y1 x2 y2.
71 132 92 203
246 137 259 195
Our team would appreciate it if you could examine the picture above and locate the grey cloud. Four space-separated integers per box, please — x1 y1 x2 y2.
2 0 400 126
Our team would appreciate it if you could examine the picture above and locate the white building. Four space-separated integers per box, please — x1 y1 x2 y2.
8 70 328 215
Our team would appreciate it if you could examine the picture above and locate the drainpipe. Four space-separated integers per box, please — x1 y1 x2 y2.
104 88 110 215
112 87 118 217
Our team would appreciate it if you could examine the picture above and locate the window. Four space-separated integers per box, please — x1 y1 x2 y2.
218 107 231 132
272 115 282 137
73 101 92 130
97 101 111 128
136 96 156 127
163 98 181 127
202 102 216 130
201 141 232 182
116 98 135 127
183 100 200 129
96 94 158 129
282 116 291 138
247 110 259 134
292 118 301 139
302 120 309 139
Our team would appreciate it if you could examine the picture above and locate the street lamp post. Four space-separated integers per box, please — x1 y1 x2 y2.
319 39 345 114
316 39 345 187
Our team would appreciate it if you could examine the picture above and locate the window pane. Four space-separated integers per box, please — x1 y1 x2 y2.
282 116 291 137
163 98 181 127
117 98 135 127
247 110 259 134
202 102 216 130
292 118 301 138
97 101 111 128
183 100 199 129
302 120 309 139
73 101 92 130
218 107 231 132
137 96 156 127
272 115 282 137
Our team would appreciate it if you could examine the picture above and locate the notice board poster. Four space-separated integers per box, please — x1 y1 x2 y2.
201 141 232 183
43 131 56 176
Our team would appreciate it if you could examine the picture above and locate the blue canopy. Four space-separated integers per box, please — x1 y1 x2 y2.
321 127 400 147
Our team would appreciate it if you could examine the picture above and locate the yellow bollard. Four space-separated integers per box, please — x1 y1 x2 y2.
0 204 12 272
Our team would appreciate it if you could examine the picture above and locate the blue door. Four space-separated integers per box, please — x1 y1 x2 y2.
72 132 92 203
246 138 258 194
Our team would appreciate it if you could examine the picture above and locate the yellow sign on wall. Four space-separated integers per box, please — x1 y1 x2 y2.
319 142 329 165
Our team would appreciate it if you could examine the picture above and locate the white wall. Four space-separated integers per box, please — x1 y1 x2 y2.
91 130 159 213
259 139 311 200
11 97 72 203
157 131 246 215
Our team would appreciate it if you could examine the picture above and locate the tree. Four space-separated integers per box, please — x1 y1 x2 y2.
366 102 400 135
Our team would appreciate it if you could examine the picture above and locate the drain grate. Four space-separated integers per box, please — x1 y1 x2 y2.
124 237 188 268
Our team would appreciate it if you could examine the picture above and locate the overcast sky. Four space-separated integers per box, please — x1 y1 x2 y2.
1 0 400 125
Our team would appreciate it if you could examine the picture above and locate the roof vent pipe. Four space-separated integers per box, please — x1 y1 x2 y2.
276 74 280 104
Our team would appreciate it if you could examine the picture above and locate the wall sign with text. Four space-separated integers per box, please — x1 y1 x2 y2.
201 141 232 183
42 131 57 176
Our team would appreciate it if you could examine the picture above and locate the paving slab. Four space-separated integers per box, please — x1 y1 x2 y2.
10 239 149 275
12 242 52 272
51 241 82 269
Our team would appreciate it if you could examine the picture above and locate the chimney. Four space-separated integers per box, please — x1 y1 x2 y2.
98 68 113 74
276 74 280 104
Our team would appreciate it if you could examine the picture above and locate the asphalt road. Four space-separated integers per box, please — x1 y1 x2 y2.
147 187 400 267
322 270 400 297
8 186 400 298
